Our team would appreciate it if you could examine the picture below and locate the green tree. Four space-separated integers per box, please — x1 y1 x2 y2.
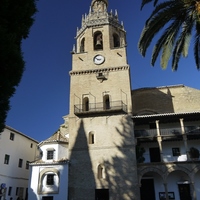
0 0 37 132
138 0 200 70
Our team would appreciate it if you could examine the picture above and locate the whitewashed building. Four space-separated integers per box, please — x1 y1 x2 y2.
0 126 38 200
28 117 69 200
133 85 200 200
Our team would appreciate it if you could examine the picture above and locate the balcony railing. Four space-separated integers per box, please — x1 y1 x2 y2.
74 100 127 116
135 126 200 141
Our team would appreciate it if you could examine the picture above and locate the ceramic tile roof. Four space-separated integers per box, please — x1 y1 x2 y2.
132 111 200 119
39 129 68 146
30 158 69 165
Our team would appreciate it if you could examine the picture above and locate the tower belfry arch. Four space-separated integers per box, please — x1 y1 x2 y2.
68 0 138 199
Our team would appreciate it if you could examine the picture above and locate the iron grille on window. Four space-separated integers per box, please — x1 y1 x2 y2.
46 174 54 185
47 150 54 160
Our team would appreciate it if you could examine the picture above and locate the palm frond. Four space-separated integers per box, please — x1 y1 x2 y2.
139 1 183 57
161 41 173 69
194 34 200 69
145 0 179 25
172 15 194 70
194 22 200 69
141 0 153 10
141 0 159 10
172 32 187 71
151 20 181 66
182 34 191 57
182 16 193 57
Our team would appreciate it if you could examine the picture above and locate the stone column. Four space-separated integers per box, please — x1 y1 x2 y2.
191 179 197 200
190 176 197 200
179 118 189 160
156 120 163 161
163 182 169 200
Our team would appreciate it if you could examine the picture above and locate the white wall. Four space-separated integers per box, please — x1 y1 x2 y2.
28 164 68 200
0 126 38 200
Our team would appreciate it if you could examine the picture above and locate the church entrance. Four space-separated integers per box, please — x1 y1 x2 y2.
95 189 109 200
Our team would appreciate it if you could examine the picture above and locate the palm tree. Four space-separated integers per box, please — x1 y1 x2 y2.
141 0 159 9
138 0 200 70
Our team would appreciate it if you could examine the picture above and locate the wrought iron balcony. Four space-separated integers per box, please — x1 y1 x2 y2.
74 100 127 116
135 126 200 142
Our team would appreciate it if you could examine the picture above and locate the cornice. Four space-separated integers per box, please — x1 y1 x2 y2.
69 65 129 76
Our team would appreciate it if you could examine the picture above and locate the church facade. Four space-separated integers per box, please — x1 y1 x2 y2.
68 0 138 199
28 0 200 200
67 1 200 200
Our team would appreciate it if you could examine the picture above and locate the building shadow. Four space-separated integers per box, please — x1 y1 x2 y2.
98 115 139 200
68 119 96 200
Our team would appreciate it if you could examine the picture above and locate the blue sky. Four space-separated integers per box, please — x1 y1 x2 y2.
6 0 200 142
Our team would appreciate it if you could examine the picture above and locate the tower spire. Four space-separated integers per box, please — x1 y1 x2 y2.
91 0 108 7
91 0 108 12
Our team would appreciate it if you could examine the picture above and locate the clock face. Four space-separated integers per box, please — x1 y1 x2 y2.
94 55 105 65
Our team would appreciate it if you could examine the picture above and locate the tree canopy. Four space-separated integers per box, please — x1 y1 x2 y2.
0 0 37 132
139 0 200 70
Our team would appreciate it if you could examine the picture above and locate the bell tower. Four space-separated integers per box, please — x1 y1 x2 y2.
68 0 139 199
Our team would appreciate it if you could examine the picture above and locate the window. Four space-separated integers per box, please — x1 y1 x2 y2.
113 33 120 48
4 154 10 164
103 95 110 110
30 143 33 148
98 164 104 179
83 97 89 111
47 150 54 160
42 197 53 200
26 161 29 169
10 132 15 141
16 187 23 196
46 174 54 185
172 147 180 156
89 132 95 144
16 187 19 195
18 158 23 168
94 31 103 50
95 189 109 200
80 38 85 53
25 188 28 200
8 187 12 196
149 122 156 129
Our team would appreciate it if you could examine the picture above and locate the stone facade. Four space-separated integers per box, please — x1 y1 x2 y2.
68 0 138 199
67 1 200 200
132 84 200 115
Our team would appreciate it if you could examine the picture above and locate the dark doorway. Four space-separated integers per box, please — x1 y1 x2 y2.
149 147 161 162
42 197 53 200
178 184 192 200
140 179 156 200
95 189 109 200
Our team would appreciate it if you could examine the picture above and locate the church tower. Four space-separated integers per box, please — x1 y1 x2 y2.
68 0 139 199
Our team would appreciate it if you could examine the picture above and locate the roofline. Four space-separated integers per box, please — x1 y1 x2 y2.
30 160 69 166
39 140 68 147
5 125 39 143
132 84 185 92
132 111 200 119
